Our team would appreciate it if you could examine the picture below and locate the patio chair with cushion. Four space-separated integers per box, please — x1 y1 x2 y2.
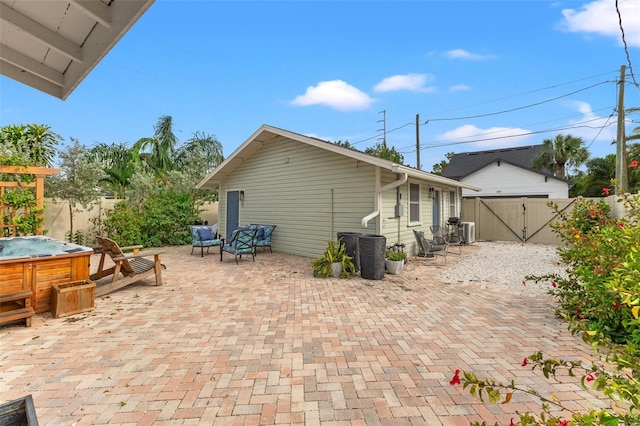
190 224 221 257
220 227 258 264
413 229 447 264
91 236 165 296
247 224 277 253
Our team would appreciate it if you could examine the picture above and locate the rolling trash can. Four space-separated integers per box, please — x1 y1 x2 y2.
337 232 361 271
358 234 386 280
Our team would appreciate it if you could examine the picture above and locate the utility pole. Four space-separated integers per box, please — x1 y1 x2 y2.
377 110 387 148
416 114 421 170
615 65 628 195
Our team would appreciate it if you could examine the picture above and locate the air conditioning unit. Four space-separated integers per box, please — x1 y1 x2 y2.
461 222 476 243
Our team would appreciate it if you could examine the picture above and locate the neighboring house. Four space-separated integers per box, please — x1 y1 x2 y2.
443 145 571 198
197 125 479 258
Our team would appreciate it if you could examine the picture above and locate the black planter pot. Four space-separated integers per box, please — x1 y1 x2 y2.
337 232 361 271
358 234 386 280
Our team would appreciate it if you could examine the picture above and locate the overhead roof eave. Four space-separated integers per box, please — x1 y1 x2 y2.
0 0 155 100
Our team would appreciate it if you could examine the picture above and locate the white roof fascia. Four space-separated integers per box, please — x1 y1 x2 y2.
197 124 481 192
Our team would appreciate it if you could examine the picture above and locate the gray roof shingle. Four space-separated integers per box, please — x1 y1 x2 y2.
443 144 555 180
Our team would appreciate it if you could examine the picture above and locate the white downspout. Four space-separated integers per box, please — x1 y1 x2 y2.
361 168 408 228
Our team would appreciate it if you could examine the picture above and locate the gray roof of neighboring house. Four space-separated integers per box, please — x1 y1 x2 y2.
443 144 563 182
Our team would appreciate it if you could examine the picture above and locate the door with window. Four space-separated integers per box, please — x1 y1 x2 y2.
226 190 240 240
432 190 440 227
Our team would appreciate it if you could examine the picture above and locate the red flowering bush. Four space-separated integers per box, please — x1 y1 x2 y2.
451 190 640 425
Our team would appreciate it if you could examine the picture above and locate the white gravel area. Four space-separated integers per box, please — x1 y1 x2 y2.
437 240 567 296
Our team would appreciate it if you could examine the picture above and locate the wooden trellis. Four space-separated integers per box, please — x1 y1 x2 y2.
0 165 61 237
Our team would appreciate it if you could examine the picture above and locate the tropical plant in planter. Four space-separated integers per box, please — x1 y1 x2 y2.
385 249 407 275
311 239 356 278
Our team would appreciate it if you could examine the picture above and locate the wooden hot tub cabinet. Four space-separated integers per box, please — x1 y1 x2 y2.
0 252 92 315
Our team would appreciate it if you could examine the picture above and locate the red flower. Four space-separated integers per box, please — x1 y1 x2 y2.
510 418 516 426
588 210 596 218
603 187 610 195
558 420 569 426
521 358 529 367
575 306 580 313
552 281 557 288
614 301 621 309
619 222 624 229
631 160 638 168
449 369 461 385
586 373 595 382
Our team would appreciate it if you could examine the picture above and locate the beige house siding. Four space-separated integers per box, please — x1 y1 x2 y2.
218 136 377 258
379 177 450 257
203 126 476 260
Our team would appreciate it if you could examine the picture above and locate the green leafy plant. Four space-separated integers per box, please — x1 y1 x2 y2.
311 239 356 278
385 249 406 262
103 201 141 247
65 229 87 245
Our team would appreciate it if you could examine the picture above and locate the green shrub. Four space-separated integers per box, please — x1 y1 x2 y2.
103 201 141 247
139 190 197 247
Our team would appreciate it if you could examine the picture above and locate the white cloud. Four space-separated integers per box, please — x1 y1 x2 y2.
444 49 494 60
437 124 535 149
374 73 435 93
290 80 375 111
559 0 640 47
449 84 471 92
564 101 618 143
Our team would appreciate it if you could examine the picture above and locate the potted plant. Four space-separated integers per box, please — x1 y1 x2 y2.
311 239 356 278
385 249 406 275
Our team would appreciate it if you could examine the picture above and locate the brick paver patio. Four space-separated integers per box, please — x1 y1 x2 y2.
1 244 608 425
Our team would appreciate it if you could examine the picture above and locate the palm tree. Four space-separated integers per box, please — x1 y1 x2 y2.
91 142 135 198
0 123 61 167
174 131 224 178
532 134 589 180
133 115 178 184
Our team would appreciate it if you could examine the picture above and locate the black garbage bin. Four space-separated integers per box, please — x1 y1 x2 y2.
337 232 361 271
358 234 386 280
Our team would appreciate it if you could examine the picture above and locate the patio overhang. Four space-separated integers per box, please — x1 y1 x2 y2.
0 0 155 100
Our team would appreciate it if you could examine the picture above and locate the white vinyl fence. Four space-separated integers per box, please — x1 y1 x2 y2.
44 198 219 243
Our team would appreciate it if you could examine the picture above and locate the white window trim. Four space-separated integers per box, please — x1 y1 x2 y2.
408 181 421 226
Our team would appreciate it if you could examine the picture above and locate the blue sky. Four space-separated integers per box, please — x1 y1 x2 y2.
1 0 640 172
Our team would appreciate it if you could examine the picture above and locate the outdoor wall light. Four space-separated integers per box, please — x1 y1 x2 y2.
239 190 245 201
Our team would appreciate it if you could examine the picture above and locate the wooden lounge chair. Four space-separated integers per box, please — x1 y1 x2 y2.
91 237 165 297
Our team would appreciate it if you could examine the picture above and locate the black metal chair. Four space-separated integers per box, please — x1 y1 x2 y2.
430 225 462 255
220 228 258 264
413 229 447 264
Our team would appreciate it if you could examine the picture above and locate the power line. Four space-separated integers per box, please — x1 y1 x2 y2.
416 71 619 119
615 0 639 88
586 109 617 149
422 81 613 122
393 105 616 153
352 79 617 147
398 117 618 154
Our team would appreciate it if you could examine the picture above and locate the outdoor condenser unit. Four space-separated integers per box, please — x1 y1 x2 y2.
462 222 476 243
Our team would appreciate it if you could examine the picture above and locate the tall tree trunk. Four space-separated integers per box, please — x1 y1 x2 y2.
68 203 74 242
